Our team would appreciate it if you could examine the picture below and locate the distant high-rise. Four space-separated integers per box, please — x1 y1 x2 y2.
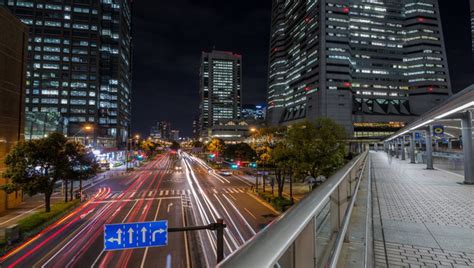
199 50 242 137
150 121 171 140
267 0 451 139
0 7 27 212
1 0 132 148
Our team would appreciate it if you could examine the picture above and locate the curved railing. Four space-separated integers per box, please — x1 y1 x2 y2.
218 150 369 268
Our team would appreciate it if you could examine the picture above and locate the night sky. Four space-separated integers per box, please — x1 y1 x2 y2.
131 0 474 137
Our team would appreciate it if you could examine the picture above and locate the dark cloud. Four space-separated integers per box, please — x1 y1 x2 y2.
131 0 473 137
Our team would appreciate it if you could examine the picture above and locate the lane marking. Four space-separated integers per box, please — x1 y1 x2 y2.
244 208 257 220
222 194 257 235
167 203 173 213
140 200 162 268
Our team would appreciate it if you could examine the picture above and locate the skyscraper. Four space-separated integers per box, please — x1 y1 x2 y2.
267 0 451 138
199 50 242 137
1 0 132 148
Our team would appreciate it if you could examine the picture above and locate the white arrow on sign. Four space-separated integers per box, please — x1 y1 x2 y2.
141 227 147 243
128 228 134 244
108 228 122 245
152 229 166 242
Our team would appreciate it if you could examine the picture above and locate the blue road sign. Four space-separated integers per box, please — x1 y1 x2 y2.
104 221 168 251
415 132 422 140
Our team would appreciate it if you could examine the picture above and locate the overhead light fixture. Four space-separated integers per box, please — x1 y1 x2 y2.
434 101 474 120
409 119 434 131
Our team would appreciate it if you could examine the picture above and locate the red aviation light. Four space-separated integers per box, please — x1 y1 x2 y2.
428 87 434 92
343 82 352 88
304 86 311 91
343 7 349 13
417 17 425 22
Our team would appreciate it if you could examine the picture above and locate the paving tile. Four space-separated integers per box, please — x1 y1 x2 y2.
370 152 474 268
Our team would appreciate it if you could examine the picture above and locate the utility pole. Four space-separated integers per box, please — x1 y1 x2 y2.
169 218 226 264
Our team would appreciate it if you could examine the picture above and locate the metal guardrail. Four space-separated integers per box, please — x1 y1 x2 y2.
218 151 369 268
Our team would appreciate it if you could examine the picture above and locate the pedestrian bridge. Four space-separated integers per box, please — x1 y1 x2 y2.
218 87 474 267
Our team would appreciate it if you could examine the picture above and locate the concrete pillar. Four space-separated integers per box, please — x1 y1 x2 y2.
448 139 452 150
426 125 434 170
410 132 416 164
435 140 439 151
395 140 400 158
401 136 406 160
375 143 378 152
461 111 473 184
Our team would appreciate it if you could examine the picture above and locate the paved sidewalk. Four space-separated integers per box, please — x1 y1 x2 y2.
371 151 474 267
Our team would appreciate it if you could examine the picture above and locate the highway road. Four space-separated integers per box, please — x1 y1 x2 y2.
0 152 278 267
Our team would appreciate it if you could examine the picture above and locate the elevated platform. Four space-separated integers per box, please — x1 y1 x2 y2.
371 151 473 267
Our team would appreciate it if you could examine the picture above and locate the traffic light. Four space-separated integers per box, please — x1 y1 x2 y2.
209 154 216 158
250 162 257 168
231 164 238 169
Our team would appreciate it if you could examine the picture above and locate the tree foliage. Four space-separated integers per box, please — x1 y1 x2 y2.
223 143 256 161
2 133 98 212
140 140 160 156
264 118 347 199
170 141 181 151
207 138 225 155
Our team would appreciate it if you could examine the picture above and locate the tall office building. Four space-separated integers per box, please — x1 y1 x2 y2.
150 121 171 140
267 0 451 138
1 0 132 148
0 7 27 211
199 50 242 137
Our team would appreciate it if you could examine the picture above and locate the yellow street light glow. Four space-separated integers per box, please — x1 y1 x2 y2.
250 128 257 132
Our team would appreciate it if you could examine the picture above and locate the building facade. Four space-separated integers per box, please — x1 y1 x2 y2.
199 50 242 137
267 0 451 139
150 121 171 140
0 7 27 212
241 104 266 121
1 0 132 148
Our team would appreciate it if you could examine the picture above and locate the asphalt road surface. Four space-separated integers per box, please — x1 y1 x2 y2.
0 152 278 267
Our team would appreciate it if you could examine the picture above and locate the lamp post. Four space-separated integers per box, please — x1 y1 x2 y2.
250 128 259 192
72 125 93 145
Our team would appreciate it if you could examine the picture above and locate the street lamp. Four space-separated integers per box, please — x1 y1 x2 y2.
72 125 94 146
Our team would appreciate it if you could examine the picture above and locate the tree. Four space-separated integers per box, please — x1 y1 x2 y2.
3 133 68 212
223 143 256 162
270 141 296 200
63 141 98 201
207 138 225 156
140 140 159 156
287 119 346 180
170 141 181 151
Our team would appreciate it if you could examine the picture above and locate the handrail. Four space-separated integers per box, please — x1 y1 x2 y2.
218 151 368 268
328 152 369 267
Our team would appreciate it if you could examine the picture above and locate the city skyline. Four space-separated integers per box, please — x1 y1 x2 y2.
132 0 473 137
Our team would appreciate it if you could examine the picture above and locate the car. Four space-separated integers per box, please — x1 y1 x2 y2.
219 171 232 176
174 165 183 171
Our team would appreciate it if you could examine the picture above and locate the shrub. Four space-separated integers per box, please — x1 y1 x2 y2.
18 200 80 233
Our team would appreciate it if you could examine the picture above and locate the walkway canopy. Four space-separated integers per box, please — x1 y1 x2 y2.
385 85 474 184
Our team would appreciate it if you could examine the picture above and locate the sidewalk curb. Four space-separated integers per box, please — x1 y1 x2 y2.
246 191 281 215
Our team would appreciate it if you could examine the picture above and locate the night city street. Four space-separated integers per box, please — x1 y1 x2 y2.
0 0 473 267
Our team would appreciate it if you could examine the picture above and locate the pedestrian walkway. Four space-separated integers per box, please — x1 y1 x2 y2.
371 151 474 267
